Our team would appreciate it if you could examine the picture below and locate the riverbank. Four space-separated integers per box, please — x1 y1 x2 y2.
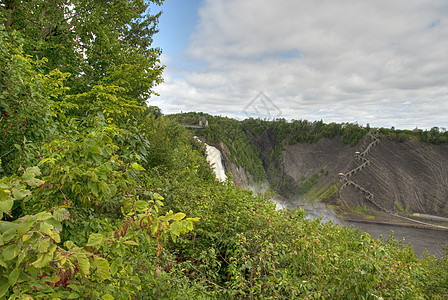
272 198 448 258
325 206 448 258
334 206 448 232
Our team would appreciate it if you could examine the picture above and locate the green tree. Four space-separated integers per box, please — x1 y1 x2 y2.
1 0 164 101
0 27 59 175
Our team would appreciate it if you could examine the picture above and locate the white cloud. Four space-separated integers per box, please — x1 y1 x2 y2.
153 0 448 129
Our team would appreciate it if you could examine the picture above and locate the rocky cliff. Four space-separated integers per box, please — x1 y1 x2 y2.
247 131 448 218
217 141 254 188
342 138 448 217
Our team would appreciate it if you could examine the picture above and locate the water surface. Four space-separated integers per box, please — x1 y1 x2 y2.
274 199 448 258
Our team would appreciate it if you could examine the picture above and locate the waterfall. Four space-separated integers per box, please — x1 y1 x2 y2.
195 137 227 181
205 144 227 181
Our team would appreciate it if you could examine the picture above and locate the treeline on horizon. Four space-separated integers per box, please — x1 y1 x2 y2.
170 111 448 147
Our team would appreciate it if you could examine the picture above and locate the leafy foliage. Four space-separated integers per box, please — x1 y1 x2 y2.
1 1 448 299
378 126 448 145
0 27 55 175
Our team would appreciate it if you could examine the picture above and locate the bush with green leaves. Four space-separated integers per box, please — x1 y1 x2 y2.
0 162 199 299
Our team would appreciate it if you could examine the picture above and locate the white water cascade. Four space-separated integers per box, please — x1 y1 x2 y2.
195 137 227 181
205 144 227 181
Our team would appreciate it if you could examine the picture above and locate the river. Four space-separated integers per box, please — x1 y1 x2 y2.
284 201 448 258
349 221 448 258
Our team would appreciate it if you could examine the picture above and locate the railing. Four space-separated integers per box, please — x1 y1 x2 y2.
179 119 209 129
338 134 383 211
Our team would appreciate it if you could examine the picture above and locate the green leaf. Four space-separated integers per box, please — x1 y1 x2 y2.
39 157 56 165
22 166 42 178
8 268 20 286
172 212 186 221
0 199 13 215
12 188 31 201
116 244 126 257
68 292 80 299
187 221 194 231
95 257 110 281
47 230 61 243
130 275 141 287
64 240 75 250
170 222 180 236
102 294 114 300
17 218 33 236
123 240 138 246
2 226 17 243
131 162 145 171
88 181 99 196
0 277 9 298
87 233 105 248
48 244 57 256
40 222 60 243
170 232 177 243
35 212 53 221
37 238 50 253
38 221 52 232
77 253 90 276
135 200 148 211
3 244 20 261
150 223 158 236
31 253 52 268
97 111 105 120
0 259 7 268
39 221 53 233
22 166 44 186
88 144 102 154
53 208 70 222
110 261 119 276
0 188 10 201
15 250 26 267
187 217 200 222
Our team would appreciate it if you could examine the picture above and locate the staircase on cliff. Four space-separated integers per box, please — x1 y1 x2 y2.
338 133 385 211
338 133 448 230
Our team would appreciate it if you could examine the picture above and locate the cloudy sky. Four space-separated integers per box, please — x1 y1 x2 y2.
151 0 448 130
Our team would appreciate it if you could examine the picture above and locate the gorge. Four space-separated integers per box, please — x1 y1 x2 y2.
189 116 448 258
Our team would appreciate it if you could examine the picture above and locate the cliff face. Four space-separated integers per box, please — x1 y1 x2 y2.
248 131 448 218
217 141 254 188
282 136 359 189
343 138 448 217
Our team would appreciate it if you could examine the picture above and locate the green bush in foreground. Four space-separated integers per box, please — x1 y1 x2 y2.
150 165 447 299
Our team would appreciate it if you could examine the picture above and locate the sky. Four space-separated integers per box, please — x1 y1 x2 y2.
151 0 448 130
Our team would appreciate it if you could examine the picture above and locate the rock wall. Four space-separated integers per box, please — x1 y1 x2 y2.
343 138 448 217
249 131 448 218
216 141 254 188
